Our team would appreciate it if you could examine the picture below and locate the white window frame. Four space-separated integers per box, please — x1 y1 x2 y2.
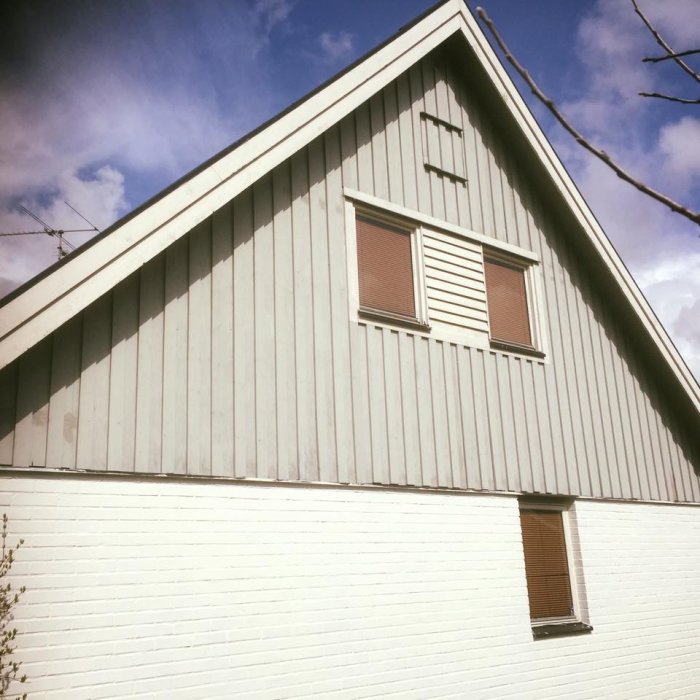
345 200 430 331
518 498 592 636
344 189 548 362
482 248 549 359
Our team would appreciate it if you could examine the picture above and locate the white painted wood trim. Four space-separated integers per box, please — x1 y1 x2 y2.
1 0 697 423
0 1 465 369
453 9 700 411
344 187 540 262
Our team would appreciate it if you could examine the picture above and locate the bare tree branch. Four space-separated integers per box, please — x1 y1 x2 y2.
639 92 700 105
643 48 700 64
476 6 700 227
631 0 700 84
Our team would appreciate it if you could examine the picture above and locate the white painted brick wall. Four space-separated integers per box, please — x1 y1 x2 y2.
2 475 700 699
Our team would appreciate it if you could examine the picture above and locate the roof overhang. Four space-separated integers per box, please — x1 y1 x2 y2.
1 0 698 421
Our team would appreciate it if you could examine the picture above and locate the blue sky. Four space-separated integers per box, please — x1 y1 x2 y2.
1 0 698 376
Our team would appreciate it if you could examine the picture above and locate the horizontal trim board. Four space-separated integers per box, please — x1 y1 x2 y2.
344 188 541 262
2 466 700 507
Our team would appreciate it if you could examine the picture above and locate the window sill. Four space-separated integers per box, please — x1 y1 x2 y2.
358 307 431 333
531 621 593 640
490 339 546 359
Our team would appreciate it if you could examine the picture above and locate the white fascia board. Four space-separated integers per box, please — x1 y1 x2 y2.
453 10 700 412
0 0 463 369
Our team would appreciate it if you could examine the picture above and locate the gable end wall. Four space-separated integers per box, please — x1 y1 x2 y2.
0 49 698 502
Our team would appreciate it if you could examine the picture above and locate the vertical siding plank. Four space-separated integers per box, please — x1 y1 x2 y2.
640 388 666 501
443 343 466 489
76 295 111 470
456 80 482 233
429 340 453 488
408 63 430 217
471 105 495 238
630 366 658 501
507 357 530 493
434 61 458 225
470 348 494 490
46 315 82 469
396 73 418 211
162 236 189 474
134 255 164 473
13 336 51 467
444 62 470 229
383 84 404 206
421 57 445 222
455 347 482 490
253 177 277 480
107 275 139 471
0 362 17 465
383 329 405 485
355 103 374 194
233 187 256 478
187 220 213 476
525 362 549 493
369 92 389 201
570 271 606 497
654 406 678 501
494 354 521 492
607 322 637 499
398 333 421 486
272 162 298 482
414 335 437 487
211 202 235 477
584 300 618 498
291 149 318 482
531 363 556 494
325 128 355 484
351 325 372 485
366 326 389 483
339 114 358 191
619 339 648 500
308 137 337 483
483 353 507 491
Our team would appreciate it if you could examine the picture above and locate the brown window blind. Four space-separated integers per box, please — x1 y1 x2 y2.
520 509 574 620
356 215 416 318
484 258 532 347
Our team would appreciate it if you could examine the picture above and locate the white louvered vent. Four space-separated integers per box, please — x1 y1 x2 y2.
423 229 489 339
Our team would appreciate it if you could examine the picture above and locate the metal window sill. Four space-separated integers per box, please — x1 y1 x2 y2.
531 621 593 640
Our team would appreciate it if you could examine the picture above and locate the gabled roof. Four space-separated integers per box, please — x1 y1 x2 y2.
1 0 698 423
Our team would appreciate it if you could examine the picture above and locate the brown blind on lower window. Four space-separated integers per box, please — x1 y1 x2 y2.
484 258 531 346
520 510 574 619
356 216 416 318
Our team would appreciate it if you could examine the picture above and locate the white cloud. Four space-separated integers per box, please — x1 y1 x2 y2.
547 0 700 379
658 117 700 189
319 31 355 62
0 166 128 292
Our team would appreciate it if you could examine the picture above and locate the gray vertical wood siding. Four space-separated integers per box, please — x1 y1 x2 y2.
1 49 698 502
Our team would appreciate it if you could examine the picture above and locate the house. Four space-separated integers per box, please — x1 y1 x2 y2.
1 0 699 697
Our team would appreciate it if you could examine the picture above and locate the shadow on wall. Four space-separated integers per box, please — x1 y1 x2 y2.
0 41 698 486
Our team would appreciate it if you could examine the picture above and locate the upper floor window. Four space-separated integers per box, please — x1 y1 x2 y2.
484 256 532 350
355 214 428 329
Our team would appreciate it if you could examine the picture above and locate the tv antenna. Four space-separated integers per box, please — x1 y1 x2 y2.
0 202 99 260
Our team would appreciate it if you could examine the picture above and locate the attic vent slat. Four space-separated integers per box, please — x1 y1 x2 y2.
420 112 467 184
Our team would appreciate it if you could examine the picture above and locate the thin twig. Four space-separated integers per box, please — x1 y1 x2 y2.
639 92 700 105
476 6 700 227
643 48 700 64
631 0 700 84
